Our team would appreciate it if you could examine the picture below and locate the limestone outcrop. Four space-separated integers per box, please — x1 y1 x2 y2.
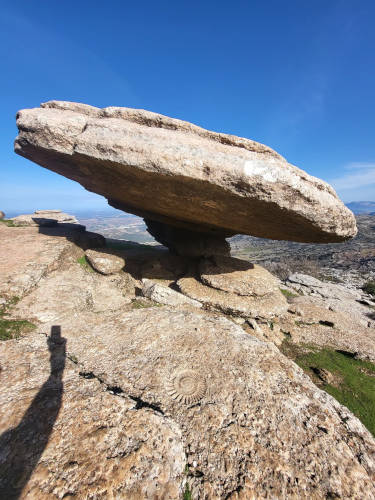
178 256 288 320
1 308 372 499
15 100 357 254
1 216 375 498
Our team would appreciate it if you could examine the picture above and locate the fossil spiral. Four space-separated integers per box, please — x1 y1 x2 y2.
167 369 206 405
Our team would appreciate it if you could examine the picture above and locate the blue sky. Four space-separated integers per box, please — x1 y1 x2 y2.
1 0 374 214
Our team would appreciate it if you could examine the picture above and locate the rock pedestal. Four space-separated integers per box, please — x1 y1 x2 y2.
144 218 231 257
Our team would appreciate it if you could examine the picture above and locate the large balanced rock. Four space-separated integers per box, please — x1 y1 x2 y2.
16 307 374 499
15 101 357 253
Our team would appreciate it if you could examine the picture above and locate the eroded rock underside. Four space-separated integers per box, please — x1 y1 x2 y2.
1 218 375 499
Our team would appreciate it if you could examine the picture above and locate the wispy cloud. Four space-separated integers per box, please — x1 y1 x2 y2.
329 162 375 202
330 162 375 190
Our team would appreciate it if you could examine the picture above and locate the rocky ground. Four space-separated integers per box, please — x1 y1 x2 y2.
77 212 375 290
231 214 375 288
1 212 375 499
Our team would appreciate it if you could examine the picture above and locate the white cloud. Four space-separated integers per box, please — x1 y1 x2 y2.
329 163 375 202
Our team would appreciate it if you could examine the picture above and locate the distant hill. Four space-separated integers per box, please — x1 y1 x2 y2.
346 201 375 214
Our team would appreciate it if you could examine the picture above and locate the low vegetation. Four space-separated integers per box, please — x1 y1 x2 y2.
131 299 162 309
362 281 375 297
183 483 192 500
0 297 36 340
0 219 17 227
279 288 298 299
281 341 375 436
77 255 94 273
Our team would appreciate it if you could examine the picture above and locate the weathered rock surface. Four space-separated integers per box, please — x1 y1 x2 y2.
200 255 280 296
178 275 288 319
11 265 134 323
0 332 185 499
286 272 375 328
280 296 375 362
178 257 288 320
0 222 105 301
0 211 5 220
145 218 231 257
85 248 125 274
142 278 202 308
29 307 375 499
15 100 357 243
2 215 375 498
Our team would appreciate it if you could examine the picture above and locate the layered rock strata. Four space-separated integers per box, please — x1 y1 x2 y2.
178 256 288 320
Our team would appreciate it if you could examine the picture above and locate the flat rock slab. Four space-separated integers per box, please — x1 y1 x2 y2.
0 223 106 301
34 308 375 499
200 256 280 296
282 296 375 362
178 275 288 320
12 209 82 228
15 100 356 243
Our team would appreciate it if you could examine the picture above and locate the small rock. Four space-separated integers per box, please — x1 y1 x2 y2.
312 367 334 384
142 279 202 308
85 249 125 275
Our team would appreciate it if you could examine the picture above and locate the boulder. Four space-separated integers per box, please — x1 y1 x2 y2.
177 257 288 320
142 278 202 308
0 211 5 220
28 307 375 499
15 101 356 246
85 248 125 274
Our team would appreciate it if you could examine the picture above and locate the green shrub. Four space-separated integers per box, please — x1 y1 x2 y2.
362 281 375 297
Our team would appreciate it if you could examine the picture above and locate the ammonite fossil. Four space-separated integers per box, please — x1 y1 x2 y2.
167 369 206 405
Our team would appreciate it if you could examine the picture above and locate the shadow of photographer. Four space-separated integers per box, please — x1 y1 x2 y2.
0 326 66 499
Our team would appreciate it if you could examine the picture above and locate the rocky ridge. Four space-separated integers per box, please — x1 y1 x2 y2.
0 210 375 499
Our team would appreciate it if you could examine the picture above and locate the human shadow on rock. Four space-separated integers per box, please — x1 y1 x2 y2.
0 326 66 499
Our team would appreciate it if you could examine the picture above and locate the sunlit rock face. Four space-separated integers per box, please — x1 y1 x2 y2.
15 100 357 248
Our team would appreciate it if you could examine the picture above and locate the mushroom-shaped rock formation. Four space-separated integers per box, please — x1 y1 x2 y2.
15 100 357 256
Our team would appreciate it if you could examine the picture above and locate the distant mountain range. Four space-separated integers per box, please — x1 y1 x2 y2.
346 201 375 214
